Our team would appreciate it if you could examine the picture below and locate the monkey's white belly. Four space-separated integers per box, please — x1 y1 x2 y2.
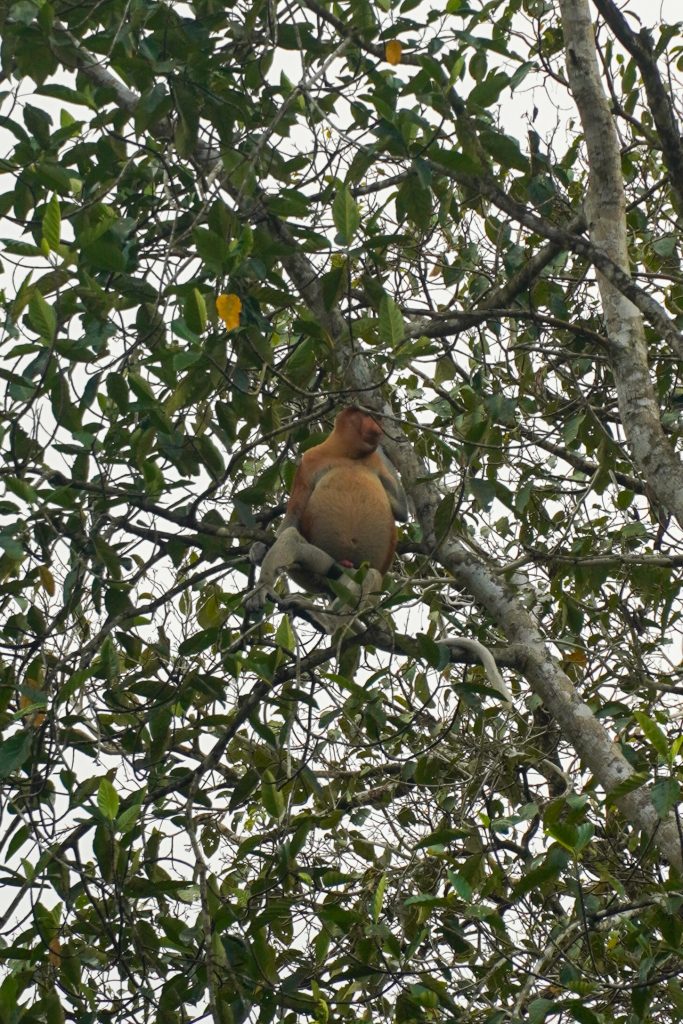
301 466 395 571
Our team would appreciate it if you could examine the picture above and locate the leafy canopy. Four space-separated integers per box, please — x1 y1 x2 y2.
0 1 682 1023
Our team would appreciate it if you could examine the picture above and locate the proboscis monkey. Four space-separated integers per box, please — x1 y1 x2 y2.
244 407 408 614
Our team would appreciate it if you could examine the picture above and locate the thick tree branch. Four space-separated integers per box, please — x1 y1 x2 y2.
558 0 683 528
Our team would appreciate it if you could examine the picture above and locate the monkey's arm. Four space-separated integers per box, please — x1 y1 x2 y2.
279 452 317 527
377 448 409 522
244 451 334 611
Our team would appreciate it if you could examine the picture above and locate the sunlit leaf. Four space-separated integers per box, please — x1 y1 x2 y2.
42 194 61 250
97 778 120 820
28 289 56 340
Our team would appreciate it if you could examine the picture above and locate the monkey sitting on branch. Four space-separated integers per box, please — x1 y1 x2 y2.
244 406 408 623
244 406 514 703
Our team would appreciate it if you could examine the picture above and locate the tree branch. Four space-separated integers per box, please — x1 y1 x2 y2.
591 0 683 209
558 0 683 528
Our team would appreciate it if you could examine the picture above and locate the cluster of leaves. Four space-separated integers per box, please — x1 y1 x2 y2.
0 0 681 1023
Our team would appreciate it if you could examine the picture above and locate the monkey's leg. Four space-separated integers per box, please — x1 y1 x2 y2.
282 567 384 635
311 567 384 634
329 567 383 610
244 527 339 612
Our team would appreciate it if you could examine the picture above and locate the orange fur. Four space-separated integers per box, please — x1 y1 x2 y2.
282 408 406 574
244 407 407 614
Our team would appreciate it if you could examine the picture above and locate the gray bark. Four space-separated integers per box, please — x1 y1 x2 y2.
559 0 683 527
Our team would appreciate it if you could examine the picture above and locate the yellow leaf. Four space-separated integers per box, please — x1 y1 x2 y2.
48 935 61 968
563 649 587 666
39 565 55 596
216 293 242 331
21 660 46 727
385 40 402 65
20 693 46 729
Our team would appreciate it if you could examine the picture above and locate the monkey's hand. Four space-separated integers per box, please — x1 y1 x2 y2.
243 541 275 612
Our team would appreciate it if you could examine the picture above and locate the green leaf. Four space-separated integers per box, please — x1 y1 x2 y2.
44 990 65 1024
0 732 32 778
0 535 25 559
396 175 432 229
93 823 114 881
28 289 56 340
416 633 449 670
607 772 649 803
284 337 316 384
23 103 52 144
116 801 141 835
252 928 278 984
99 636 120 681
42 194 61 250
447 870 473 901
479 130 529 172
651 778 681 818
469 71 510 108
528 998 554 1024
38 82 94 107
378 295 405 346
128 372 156 403
229 768 260 810
316 905 360 929
51 371 81 432
634 711 670 761
185 288 207 334
135 83 171 133
372 873 387 923
416 827 469 849
261 769 285 820
432 146 484 177
652 235 676 257
97 777 120 820
275 614 296 653
193 227 228 271
106 372 129 412
565 1005 601 1024
197 435 225 478
77 204 117 246
469 478 496 510
320 265 346 310
6 824 30 860
544 820 579 852
332 184 360 246
197 591 222 629
509 60 535 91
5 477 38 503
178 628 218 656
81 238 127 272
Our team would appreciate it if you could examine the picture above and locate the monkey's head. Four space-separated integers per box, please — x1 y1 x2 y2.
335 406 383 455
